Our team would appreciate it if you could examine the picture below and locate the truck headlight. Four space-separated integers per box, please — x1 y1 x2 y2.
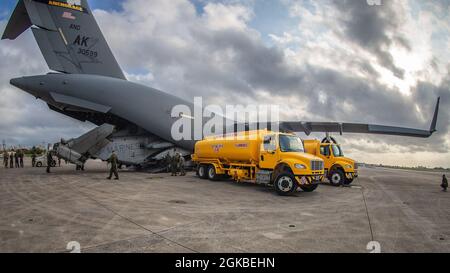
295 164 307 169
345 164 353 169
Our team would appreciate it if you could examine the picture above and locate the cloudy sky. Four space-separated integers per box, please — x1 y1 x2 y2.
0 0 449 168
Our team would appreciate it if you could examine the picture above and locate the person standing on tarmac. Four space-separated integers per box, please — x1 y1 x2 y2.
107 151 119 180
171 151 181 176
178 153 186 176
31 152 36 167
442 175 448 192
19 150 24 168
3 150 8 168
163 153 171 173
14 150 20 168
9 150 14 168
46 150 53 173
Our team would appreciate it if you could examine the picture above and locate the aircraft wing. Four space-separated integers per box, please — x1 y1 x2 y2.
278 97 440 138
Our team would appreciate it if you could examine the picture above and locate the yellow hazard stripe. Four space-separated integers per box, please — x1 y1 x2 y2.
48 1 83 12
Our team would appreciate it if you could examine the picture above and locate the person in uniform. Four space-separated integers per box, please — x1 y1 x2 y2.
19 150 24 168
9 150 14 168
3 150 8 168
107 151 119 180
163 153 171 173
171 152 181 176
178 153 186 176
46 150 53 173
31 152 36 167
442 175 448 192
14 150 20 168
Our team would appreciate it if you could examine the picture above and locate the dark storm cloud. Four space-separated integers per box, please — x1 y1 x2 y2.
184 23 448 154
190 28 305 92
331 0 409 79
309 68 450 155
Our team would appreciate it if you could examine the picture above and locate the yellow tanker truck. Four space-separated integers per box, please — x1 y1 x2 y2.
191 130 324 195
303 137 357 186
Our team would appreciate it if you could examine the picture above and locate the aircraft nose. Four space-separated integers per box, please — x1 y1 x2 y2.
9 76 44 98
10 77 27 90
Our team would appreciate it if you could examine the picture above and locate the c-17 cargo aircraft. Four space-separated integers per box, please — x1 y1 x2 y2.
2 0 440 169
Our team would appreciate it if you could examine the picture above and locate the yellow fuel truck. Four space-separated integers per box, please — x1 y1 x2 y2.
191 130 324 195
303 137 357 186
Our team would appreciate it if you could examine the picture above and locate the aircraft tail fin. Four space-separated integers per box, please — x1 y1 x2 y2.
2 0 126 80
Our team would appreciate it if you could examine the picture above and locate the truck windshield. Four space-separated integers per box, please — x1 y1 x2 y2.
332 145 344 157
279 135 304 153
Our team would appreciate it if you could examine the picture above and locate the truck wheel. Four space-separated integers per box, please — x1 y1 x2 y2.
345 178 354 185
207 165 219 181
300 184 318 192
198 165 208 179
274 173 298 196
36 162 42 168
329 170 345 186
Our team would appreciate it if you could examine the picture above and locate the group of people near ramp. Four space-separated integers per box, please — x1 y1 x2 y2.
3 147 187 182
164 149 186 177
3 149 25 169
105 148 186 181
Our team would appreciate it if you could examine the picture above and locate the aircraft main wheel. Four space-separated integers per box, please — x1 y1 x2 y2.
36 162 42 168
300 183 319 192
274 173 298 196
207 165 219 181
329 170 345 186
198 165 208 179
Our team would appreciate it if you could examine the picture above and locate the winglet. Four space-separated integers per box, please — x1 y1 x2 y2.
429 97 440 133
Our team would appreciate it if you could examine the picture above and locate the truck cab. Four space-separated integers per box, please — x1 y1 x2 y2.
303 139 358 186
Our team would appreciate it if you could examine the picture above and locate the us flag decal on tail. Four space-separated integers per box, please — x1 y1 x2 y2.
62 11 76 20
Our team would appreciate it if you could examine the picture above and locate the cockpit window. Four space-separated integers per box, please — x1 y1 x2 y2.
279 135 304 153
332 145 344 157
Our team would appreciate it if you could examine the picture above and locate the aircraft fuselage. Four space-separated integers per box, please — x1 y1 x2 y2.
11 73 198 152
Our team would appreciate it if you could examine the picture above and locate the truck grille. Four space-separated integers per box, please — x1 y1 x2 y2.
311 160 324 171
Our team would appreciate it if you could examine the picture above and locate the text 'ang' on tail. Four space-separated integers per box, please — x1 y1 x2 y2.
2 0 126 80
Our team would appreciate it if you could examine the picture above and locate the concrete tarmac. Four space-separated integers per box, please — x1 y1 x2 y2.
0 159 449 253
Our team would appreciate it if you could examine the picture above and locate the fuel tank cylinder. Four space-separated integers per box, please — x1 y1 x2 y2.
194 130 267 163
